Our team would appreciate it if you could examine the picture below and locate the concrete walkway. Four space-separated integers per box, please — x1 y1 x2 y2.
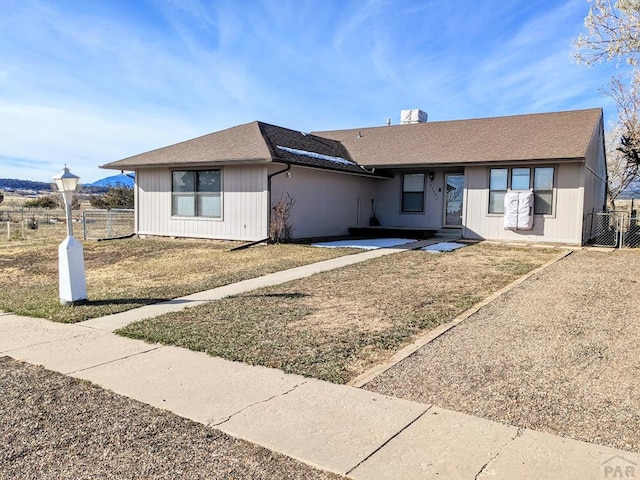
81 238 438 332
1 242 633 479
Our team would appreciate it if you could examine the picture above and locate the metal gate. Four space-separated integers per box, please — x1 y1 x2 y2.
82 209 135 240
588 212 640 248
622 213 640 248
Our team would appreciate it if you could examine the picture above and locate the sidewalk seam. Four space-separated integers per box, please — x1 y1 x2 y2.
68 345 163 375
344 404 433 476
0 332 87 355
208 380 309 427
473 427 524 479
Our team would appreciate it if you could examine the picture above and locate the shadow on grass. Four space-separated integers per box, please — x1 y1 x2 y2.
81 298 170 307
238 292 310 299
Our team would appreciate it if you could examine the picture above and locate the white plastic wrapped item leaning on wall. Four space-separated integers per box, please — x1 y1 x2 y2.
504 190 534 230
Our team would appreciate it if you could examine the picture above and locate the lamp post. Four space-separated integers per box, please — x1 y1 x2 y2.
53 166 87 305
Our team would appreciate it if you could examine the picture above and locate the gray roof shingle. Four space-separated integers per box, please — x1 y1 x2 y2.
102 108 602 172
313 108 602 167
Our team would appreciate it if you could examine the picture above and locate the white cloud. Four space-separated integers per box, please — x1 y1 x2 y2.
0 0 621 182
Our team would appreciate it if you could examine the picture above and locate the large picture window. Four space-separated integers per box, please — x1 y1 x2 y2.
488 167 554 215
402 173 425 212
172 170 222 218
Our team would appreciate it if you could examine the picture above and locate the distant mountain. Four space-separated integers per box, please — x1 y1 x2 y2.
0 178 52 191
88 173 135 188
619 177 640 199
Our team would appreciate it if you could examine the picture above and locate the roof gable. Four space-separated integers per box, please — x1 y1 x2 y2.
102 120 375 176
102 121 272 169
313 108 603 167
257 122 370 175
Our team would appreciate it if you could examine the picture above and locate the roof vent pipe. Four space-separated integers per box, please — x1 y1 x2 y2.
400 109 428 124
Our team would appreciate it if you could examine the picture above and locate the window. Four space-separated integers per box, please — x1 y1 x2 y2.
489 168 508 214
488 167 554 215
172 170 221 218
511 168 530 190
533 167 554 214
402 173 425 212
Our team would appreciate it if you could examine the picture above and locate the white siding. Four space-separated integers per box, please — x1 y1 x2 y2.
270 165 379 239
463 163 584 244
582 117 607 242
137 165 268 241
375 169 445 228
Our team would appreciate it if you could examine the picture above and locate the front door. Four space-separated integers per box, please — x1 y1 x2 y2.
444 173 464 227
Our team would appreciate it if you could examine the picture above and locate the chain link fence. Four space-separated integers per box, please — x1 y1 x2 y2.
622 213 640 248
586 210 640 248
82 209 135 240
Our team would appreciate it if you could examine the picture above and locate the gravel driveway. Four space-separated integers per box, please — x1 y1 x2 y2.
0 357 344 480
364 249 640 453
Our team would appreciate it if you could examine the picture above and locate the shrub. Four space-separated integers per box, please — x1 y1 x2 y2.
89 184 134 209
24 196 58 209
270 193 295 243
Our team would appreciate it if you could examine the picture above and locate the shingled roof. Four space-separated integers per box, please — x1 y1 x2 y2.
313 108 603 167
103 108 603 173
102 121 375 176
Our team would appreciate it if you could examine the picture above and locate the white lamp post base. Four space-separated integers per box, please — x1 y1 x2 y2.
58 236 87 305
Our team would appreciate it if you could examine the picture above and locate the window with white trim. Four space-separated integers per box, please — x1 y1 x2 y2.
172 170 222 218
488 167 554 215
402 173 425 212
489 168 508 214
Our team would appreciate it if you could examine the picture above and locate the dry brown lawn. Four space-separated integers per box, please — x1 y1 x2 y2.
0 357 344 480
119 243 562 383
0 228 353 323
363 249 640 452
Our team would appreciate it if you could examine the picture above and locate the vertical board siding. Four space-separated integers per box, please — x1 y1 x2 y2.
463 163 584 244
270 166 379 239
137 166 268 241
582 118 607 242
376 169 445 228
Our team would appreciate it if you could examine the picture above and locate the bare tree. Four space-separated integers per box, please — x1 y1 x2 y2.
607 74 640 163
606 124 639 208
575 0 640 203
575 0 640 67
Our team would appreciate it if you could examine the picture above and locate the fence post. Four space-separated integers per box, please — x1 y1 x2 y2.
106 210 112 238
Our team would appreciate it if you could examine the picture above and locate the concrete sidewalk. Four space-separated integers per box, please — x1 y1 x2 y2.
0 313 630 479
1 240 634 479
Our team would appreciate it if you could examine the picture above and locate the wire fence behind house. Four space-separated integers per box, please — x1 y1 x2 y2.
0 206 71 242
622 213 640 248
82 209 135 240
586 209 640 248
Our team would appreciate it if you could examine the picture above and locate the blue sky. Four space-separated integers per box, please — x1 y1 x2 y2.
0 0 625 183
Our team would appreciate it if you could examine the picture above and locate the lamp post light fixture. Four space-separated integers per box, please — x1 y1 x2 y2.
53 166 87 305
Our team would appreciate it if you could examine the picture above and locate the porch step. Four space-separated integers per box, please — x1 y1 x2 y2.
348 227 435 240
433 229 462 241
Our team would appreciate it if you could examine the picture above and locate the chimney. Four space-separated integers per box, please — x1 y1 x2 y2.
400 109 428 124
